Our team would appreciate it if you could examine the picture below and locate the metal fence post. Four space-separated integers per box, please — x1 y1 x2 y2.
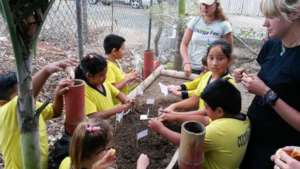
76 0 84 60
82 0 88 43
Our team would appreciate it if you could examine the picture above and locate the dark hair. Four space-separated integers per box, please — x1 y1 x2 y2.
201 55 207 66
103 34 125 54
206 40 232 59
0 72 18 100
201 79 241 115
70 118 112 169
75 53 107 81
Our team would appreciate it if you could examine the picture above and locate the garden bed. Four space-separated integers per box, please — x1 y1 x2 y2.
112 75 186 169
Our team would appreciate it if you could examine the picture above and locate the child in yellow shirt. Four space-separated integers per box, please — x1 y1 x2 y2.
149 79 250 169
59 118 150 169
0 59 76 169
104 34 138 95
75 53 133 118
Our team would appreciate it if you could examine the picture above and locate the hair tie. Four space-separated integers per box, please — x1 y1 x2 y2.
86 125 101 132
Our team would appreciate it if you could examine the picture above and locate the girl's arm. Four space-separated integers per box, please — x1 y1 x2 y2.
52 79 73 117
88 103 130 119
180 28 193 77
117 92 131 104
224 32 233 47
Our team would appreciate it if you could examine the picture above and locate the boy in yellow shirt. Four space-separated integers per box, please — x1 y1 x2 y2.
149 79 250 169
104 34 138 96
0 59 76 169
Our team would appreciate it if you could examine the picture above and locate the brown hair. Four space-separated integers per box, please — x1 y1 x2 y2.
69 118 112 169
215 2 227 21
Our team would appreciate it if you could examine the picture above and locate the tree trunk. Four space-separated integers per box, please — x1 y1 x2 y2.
174 0 185 70
154 0 163 57
0 0 55 168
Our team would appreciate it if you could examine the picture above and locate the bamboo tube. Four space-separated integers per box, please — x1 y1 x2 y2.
64 79 85 135
161 69 197 80
179 121 205 169
128 65 163 99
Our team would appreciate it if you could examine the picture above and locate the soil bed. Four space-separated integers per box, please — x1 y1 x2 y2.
112 76 186 169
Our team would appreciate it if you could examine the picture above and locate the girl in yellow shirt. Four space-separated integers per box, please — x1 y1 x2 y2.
59 118 150 169
75 53 133 119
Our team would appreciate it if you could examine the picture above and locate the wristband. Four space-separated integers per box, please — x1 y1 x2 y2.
263 89 279 106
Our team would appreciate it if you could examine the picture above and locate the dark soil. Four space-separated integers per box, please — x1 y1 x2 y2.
112 76 186 169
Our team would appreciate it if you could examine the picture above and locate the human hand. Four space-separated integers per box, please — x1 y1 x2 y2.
158 113 176 122
137 153 150 169
271 147 300 169
148 118 165 134
45 59 78 74
92 149 116 169
233 68 246 83
183 63 192 77
54 79 74 97
121 102 132 112
168 85 181 96
241 74 270 96
163 105 176 113
125 70 138 83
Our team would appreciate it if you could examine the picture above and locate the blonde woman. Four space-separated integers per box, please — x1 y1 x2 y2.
233 0 300 168
181 0 233 77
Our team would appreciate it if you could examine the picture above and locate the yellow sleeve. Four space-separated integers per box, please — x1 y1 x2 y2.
59 157 71 169
204 123 219 152
107 83 120 98
183 74 203 90
106 64 117 84
187 89 197 97
39 103 54 121
84 97 98 116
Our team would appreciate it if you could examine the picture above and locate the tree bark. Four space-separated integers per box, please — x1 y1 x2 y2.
174 0 185 70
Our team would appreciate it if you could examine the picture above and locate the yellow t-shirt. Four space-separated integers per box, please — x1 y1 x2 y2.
182 73 205 97
194 71 235 110
203 118 251 169
59 157 70 169
0 96 54 169
105 60 128 104
84 82 120 116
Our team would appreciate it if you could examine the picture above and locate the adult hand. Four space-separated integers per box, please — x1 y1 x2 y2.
184 63 192 77
241 74 270 96
92 149 116 169
148 118 165 134
54 79 74 97
137 153 150 169
45 59 78 74
233 68 245 83
271 147 300 169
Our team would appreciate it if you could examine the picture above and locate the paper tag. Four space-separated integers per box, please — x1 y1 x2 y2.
116 111 124 122
140 115 148 120
137 88 144 96
137 129 148 140
159 82 169 96
146 98 155 105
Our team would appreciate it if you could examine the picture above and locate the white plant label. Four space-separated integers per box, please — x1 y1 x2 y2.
116 111 124 122
159 82 169 96
140 114 148 120
146 98 155 105
137 129 148 140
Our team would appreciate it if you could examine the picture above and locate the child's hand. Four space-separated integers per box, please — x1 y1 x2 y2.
148 118 165 134
233 68 246 83
168 85 181 91
125 70 138 83
92 149 116 169
121 102 132 112
45 59 78 74
54 79 74 97
158 113 176 122
137 153 150 169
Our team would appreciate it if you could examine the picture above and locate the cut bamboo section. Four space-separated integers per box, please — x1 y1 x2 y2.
161 69 198 80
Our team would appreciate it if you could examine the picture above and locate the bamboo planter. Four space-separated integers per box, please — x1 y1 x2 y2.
64 79 85 135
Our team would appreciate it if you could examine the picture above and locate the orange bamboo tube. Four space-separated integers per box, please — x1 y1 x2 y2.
143 50 154 79
64 79 85 135
179 121 205 169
